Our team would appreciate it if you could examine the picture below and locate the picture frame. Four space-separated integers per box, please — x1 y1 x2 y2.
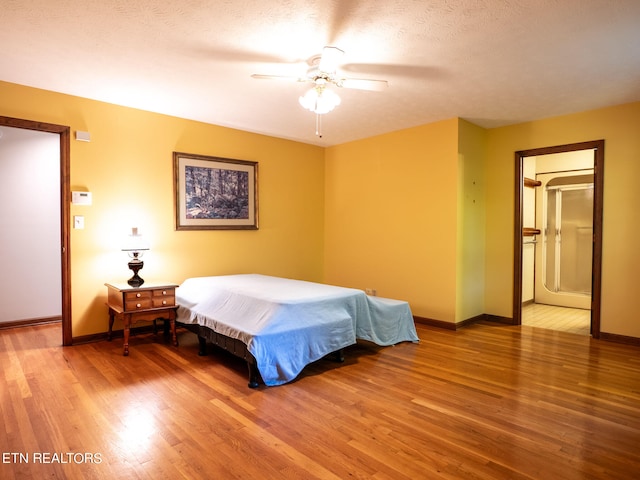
173 152 258 230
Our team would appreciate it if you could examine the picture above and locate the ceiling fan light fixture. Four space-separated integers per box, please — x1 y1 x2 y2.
298 85 341 114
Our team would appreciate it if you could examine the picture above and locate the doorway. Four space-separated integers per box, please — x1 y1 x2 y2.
513 140 604 338
0 116 71 345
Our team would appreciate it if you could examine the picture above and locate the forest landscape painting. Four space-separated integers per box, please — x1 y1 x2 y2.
174 152 258 230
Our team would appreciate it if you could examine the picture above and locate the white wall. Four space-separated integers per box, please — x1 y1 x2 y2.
0 126 61 322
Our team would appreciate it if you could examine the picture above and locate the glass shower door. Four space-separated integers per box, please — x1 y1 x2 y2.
535 171 593 309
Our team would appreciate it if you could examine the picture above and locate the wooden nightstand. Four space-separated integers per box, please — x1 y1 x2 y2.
105 282 179 356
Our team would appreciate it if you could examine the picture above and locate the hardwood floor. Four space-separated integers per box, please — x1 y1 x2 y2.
1 322 639 479
522 303 591 336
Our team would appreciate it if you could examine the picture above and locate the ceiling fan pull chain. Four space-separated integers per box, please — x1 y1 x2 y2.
315 113 323 138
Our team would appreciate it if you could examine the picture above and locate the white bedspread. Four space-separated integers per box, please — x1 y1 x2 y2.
176 274 419 386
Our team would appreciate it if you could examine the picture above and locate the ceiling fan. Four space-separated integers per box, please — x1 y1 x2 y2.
251 46 388 136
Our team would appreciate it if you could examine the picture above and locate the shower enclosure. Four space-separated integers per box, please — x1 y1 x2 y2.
534 170 594 309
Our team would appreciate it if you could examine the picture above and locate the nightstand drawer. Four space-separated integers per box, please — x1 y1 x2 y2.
152 288 175 307
124 290 152 311
125 290 152 301
153 297 175 307
153 288 174 297
125 298 153 310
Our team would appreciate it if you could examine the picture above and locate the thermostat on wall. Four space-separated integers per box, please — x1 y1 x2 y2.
75 131 91 142
72 191 92 205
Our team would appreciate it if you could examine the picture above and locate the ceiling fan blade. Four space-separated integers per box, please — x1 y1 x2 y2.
251 74 307 83
318 46 344 74
337 78 389 91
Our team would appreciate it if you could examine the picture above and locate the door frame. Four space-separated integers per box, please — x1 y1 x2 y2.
0 115 72 345
513 140 604 338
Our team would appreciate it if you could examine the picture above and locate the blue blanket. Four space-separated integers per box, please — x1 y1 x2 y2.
176 274 418 386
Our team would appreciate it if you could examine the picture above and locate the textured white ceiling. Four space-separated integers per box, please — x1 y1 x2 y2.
1 0 639 146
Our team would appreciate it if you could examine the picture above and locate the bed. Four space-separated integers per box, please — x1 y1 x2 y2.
175 274 419 387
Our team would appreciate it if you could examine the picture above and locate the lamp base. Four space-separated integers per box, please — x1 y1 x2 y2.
127 259 144 287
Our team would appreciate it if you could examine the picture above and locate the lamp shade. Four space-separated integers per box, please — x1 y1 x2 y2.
121 227 149 254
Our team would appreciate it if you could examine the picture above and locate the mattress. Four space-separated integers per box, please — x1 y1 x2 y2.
176 274 418 385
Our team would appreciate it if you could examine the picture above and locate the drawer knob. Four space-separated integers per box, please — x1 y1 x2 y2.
162 290 167 295
136 293 141 298
162 300 167 305
136 303 141 308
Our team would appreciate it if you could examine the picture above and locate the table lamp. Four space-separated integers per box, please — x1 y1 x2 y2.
121 227 149 287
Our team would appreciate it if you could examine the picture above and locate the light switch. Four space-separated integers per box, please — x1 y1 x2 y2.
74 216 85 229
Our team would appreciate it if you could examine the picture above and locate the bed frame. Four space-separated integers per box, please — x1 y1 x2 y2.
177 321 344 388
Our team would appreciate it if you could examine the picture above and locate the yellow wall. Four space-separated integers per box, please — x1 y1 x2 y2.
0 81 325 337
456 120 487 322
324 118 488 326
485 102 640 338
324 119 460 322
326 103 640 339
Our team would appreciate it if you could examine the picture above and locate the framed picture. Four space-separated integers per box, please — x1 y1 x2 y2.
173 152 258 230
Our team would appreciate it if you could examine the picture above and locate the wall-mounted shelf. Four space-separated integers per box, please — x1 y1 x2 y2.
524 177 542 188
